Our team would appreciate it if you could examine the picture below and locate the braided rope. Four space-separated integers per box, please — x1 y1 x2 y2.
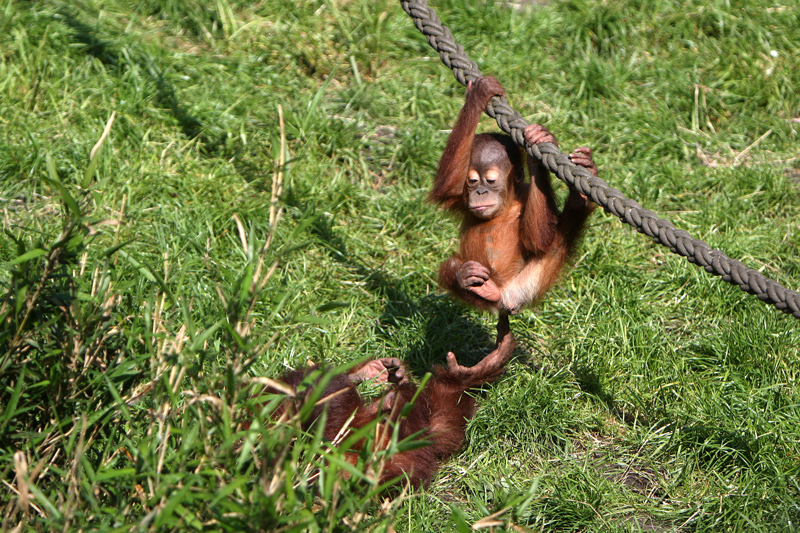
399 0 800 320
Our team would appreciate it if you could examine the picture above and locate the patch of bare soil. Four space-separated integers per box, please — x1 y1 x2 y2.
786 167 800 186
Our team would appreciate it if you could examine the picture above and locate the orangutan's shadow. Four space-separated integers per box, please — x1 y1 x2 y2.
299 199 500 376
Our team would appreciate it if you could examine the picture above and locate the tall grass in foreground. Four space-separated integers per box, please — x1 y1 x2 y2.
0 107 414 531
2 0 800 531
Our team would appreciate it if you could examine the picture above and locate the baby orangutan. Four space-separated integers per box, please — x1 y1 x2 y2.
433 76 597 315
263 316 515 489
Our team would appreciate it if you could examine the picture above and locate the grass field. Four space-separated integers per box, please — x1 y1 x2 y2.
1 0 799 531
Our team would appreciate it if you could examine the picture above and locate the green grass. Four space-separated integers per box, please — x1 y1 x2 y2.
1 0 799 530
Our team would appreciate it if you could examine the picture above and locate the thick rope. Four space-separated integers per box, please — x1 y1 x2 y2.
400 0 800 320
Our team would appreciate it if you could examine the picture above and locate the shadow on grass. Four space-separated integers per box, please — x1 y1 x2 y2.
571 361 651 427
300 198 499 375
56 9 119 66
573 361 761 471
56 7 225 154
675 423 760 468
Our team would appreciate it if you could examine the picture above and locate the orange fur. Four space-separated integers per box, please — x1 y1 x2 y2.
433 77 595 314
259 319 516 489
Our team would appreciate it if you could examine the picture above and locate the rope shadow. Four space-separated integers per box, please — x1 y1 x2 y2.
572 360 763 474
56 7 225 155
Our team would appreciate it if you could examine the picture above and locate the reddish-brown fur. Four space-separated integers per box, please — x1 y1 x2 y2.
432 76 597 315
263 317 515 489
